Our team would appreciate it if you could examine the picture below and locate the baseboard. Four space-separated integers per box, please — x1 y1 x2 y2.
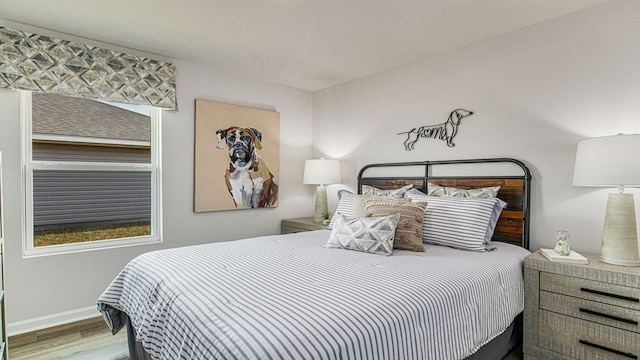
6 306 100 337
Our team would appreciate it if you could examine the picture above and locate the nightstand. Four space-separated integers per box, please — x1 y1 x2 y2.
281 217 326 234
524 251 639 360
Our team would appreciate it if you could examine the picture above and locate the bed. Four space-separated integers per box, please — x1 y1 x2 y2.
97 158 532 360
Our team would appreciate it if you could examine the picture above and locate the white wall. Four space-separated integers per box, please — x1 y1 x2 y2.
313 0 640 254
0 27 314 333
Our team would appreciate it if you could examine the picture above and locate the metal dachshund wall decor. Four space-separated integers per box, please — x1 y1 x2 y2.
397 109 474 151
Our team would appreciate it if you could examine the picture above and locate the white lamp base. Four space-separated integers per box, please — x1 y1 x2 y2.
600 192 640 266
313 185 328 223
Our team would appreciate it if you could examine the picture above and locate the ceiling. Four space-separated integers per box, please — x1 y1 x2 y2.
0 0 611 92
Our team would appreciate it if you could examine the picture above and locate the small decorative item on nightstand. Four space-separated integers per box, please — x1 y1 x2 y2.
539 248 588 265
322 212 331 226
553 229 571 256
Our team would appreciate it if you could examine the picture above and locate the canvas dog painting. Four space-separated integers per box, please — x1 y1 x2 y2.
398 109 474 150
194 99 280 213
216 126 278 208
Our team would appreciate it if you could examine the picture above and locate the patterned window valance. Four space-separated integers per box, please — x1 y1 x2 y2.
0 26 177 109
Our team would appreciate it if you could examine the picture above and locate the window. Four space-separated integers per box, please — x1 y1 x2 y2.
21 91 162 256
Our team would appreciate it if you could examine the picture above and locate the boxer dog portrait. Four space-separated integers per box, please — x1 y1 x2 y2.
216 126 278 208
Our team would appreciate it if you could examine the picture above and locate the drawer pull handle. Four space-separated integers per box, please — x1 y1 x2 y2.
579 308 638 325
580 287 640 303
579 340 637 359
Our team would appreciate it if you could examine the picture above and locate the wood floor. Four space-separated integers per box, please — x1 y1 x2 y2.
7 317 523 359
8 317 128 360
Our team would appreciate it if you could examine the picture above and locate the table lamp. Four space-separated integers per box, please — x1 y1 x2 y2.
573 133 640 266
303 159 341 223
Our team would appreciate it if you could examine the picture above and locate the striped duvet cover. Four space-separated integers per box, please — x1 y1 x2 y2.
97 230 529 360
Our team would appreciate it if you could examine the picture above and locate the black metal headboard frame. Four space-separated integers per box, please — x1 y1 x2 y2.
357 158 532 249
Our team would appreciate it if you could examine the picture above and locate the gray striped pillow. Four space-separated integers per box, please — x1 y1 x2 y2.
407 191 506 251
328 190 355 229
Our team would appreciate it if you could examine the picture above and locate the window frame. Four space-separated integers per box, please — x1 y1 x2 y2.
20 91 163 257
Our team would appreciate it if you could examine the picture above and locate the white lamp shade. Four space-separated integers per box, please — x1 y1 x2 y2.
303 159 341 185
573 134 640 187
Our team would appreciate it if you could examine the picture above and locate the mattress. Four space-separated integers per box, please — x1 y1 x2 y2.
97 230 530 360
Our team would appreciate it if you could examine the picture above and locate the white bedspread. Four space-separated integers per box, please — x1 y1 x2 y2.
97 230 530 360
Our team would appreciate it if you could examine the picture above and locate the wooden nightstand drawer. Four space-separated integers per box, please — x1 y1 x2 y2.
540 272 640 311
538 310 639 359
540 291 640 333
281 218 326 234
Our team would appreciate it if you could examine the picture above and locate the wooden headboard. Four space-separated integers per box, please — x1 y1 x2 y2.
357 158 532 249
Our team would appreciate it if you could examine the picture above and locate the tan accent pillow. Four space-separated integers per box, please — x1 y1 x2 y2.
365 198 427 252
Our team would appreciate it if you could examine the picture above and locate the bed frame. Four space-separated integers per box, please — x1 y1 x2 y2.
357 157 532 249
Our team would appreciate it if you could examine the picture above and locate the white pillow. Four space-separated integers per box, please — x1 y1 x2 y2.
352 194 378 217
325 213 400 256
406 189 506 251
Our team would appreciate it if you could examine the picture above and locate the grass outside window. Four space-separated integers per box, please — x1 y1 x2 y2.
34 222 151 247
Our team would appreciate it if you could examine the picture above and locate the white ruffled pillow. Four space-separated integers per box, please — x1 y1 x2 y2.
362 184 413 198
426 182 500 199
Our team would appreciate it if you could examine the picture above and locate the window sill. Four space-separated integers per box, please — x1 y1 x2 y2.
22 235 162 258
